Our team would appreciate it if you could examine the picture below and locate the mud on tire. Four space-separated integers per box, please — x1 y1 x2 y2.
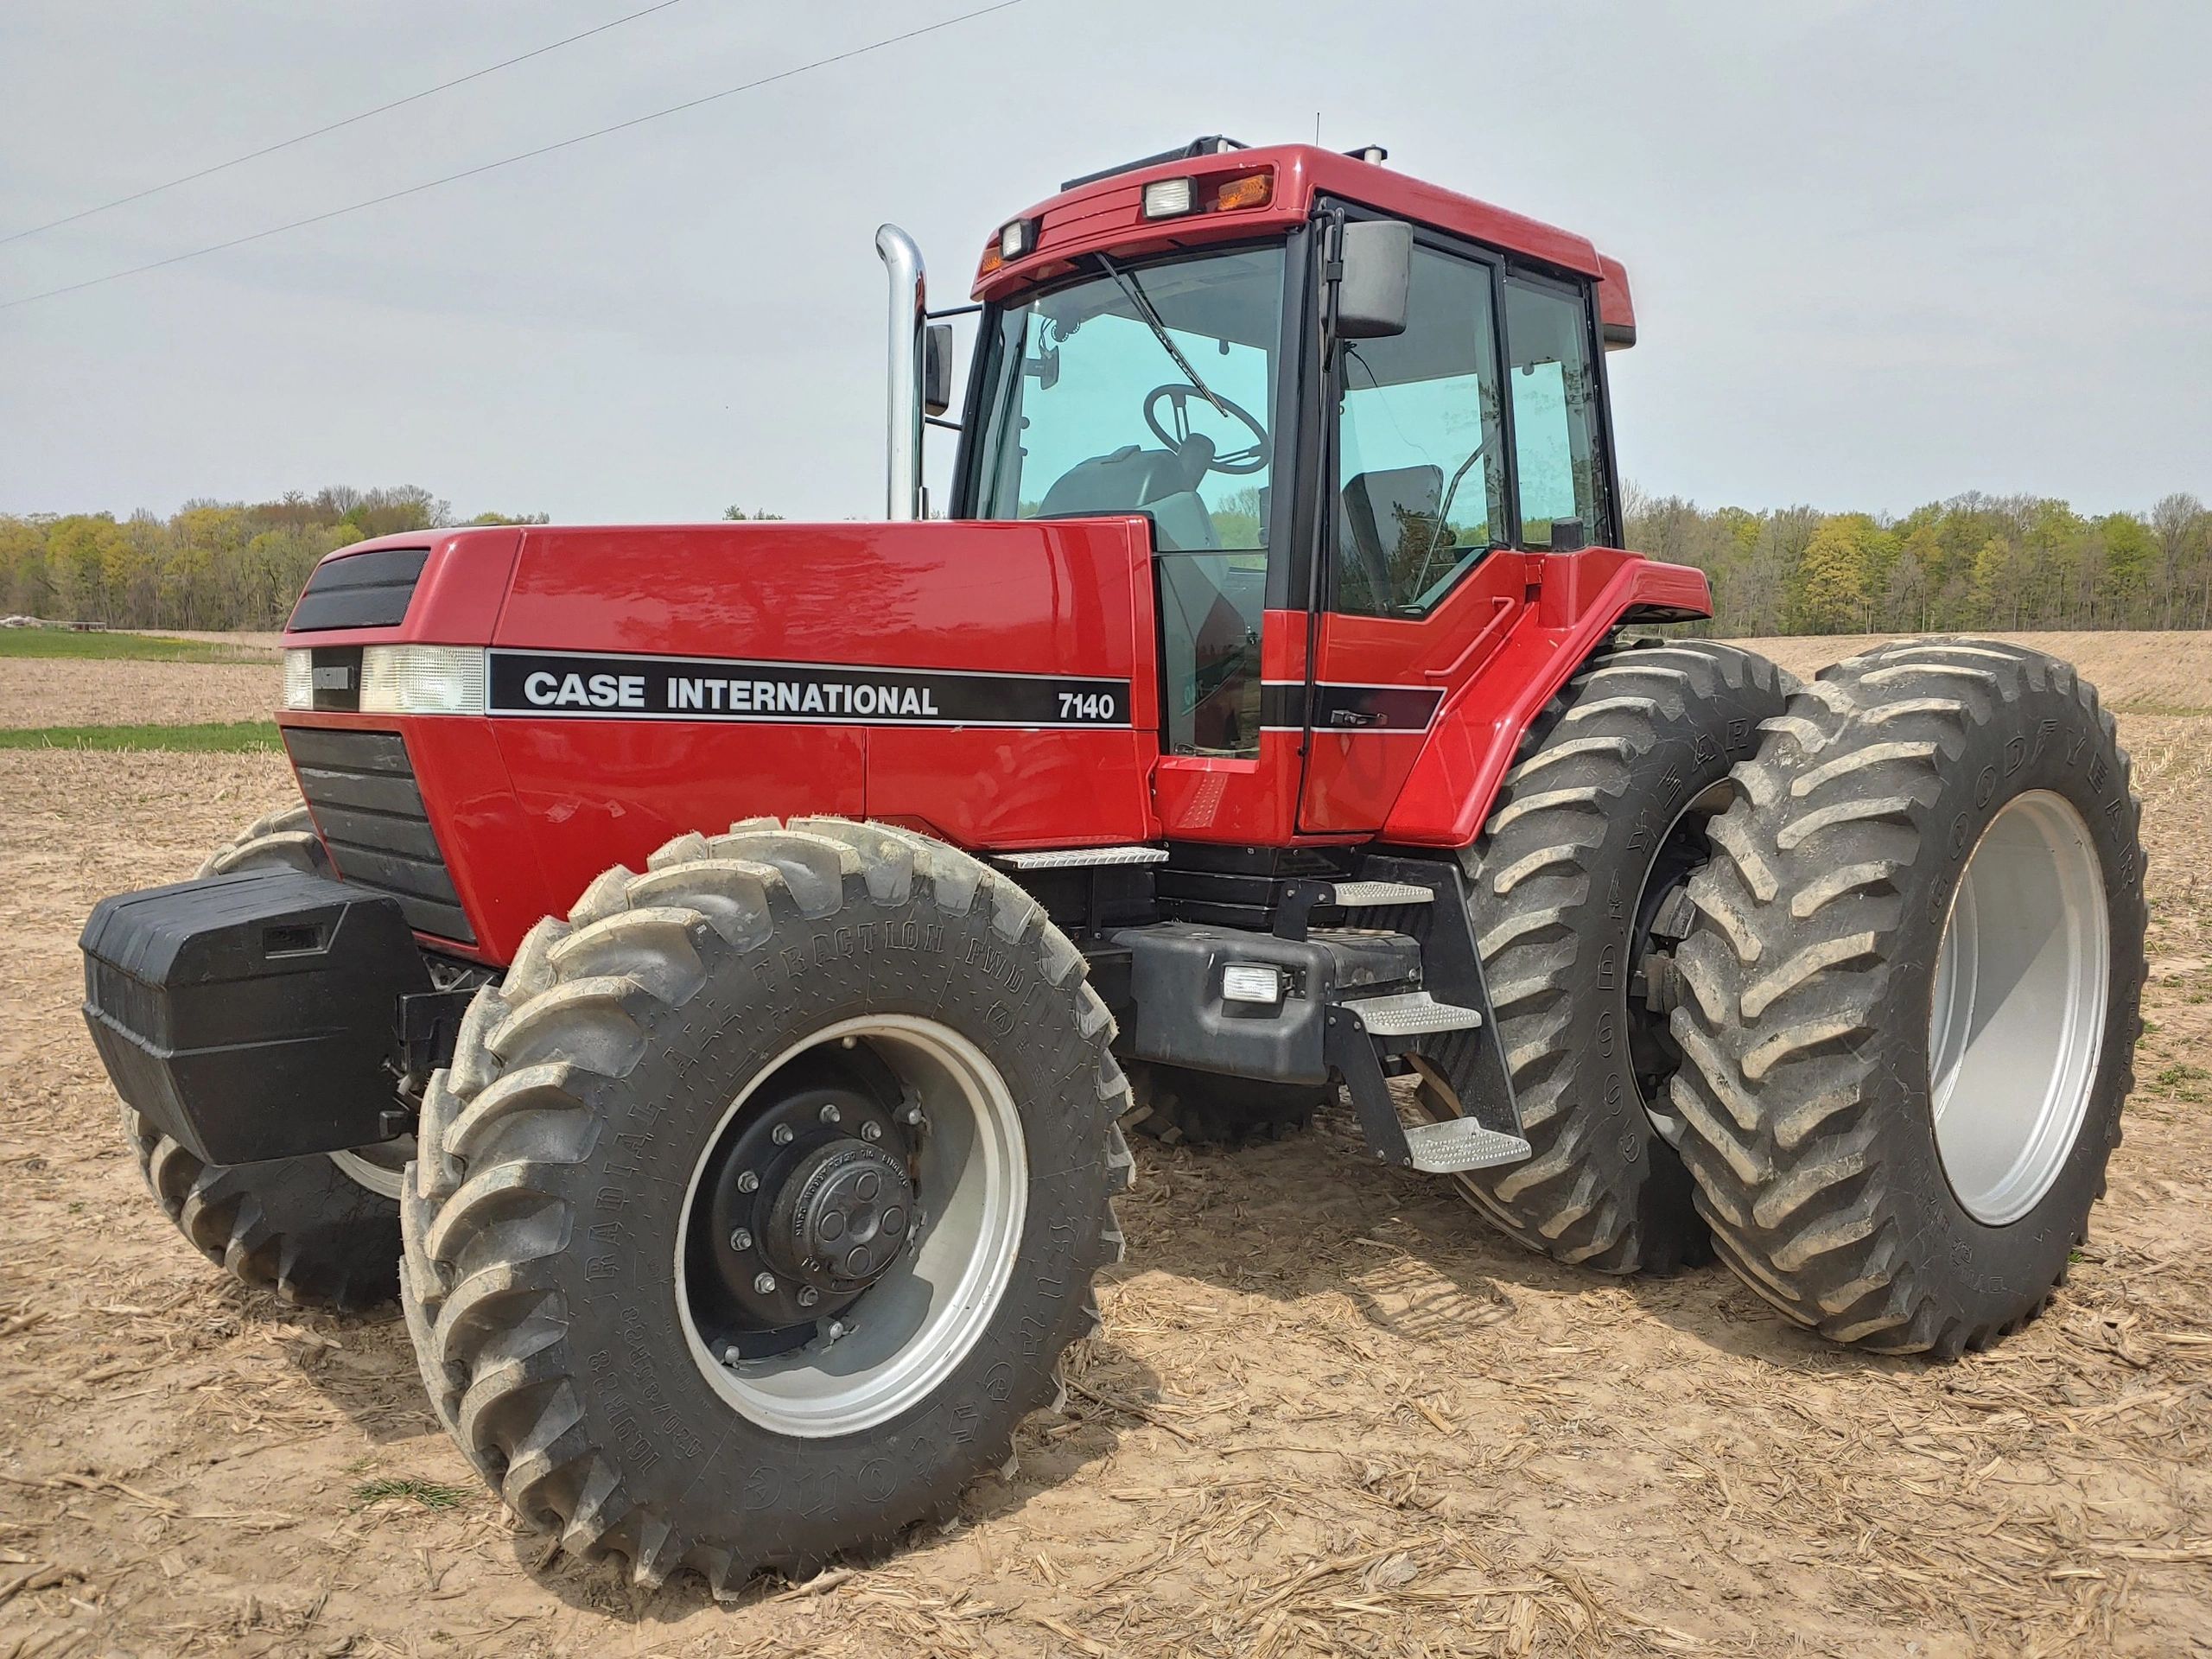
400 817 1132 1593
121 803 400 1311
1669 640 2147 1355
1452 640 1793 1274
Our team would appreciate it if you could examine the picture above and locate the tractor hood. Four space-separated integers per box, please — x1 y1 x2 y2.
278 520 1165 959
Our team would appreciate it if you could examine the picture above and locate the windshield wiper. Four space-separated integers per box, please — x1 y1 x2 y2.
1094 252 1234 422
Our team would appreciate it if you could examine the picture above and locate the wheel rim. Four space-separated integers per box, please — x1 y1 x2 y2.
674 1014 1027 1439
1629 780 1735 1147
1928 790 2110 1226
330 1138 413 1200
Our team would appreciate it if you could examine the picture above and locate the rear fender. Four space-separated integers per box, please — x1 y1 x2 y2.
1381 551 1710 848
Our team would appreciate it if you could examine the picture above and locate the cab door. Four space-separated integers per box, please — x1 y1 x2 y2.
1299 233 1519 832
1298 238 1619 834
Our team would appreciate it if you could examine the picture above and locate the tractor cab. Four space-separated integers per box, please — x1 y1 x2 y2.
883 137 1659 837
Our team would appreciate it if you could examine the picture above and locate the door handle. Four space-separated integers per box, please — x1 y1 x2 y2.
1329 709 1384 728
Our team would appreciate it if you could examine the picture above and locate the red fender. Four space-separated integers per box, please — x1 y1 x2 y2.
1381 550 1711 848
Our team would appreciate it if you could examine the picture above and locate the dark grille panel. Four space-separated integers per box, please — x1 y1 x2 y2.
284 726 475 943
289 547 429 632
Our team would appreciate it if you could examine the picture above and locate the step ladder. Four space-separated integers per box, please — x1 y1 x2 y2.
1300 861 1532 1176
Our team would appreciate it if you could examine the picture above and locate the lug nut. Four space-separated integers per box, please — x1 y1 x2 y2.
772 1124 795 1146
736 1170 760 1193
860 1122 883 1142
819 1103 842 1125
753 1271 778 1294
728 1228 753 1251
798 1287 820 1308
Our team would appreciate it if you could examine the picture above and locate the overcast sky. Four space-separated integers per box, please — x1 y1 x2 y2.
3 0 2206 526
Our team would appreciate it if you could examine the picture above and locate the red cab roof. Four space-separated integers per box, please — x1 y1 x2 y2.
972 143 1618 305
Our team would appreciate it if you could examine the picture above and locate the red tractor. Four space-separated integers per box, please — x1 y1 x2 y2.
83 138 2146 1593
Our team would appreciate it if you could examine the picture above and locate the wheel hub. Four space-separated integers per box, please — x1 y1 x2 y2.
766 1141 912 1293
691 1060 915 1352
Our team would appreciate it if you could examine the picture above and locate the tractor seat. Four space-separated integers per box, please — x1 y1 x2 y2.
1340 463 1443 611
1039 437 1219 552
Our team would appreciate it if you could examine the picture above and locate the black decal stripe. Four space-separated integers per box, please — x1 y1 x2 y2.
1258 680 1444 733
486 649 1133 729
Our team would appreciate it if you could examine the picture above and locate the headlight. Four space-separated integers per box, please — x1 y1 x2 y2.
358 645 486 715
283 650 314 710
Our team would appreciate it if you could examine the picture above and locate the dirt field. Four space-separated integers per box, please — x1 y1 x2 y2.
0 659 282 729
3 635 2209 1657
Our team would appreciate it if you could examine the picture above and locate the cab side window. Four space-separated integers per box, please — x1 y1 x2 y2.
1333 245 1505 616
1503 276 1610 549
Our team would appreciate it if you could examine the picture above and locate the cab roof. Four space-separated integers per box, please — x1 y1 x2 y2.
971 140 1635 345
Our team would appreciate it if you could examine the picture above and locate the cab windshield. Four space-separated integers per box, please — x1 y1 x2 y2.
970 246 1285 553
969 245 1287 758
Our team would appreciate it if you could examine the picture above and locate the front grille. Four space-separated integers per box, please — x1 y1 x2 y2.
283 727 475 943
289 547 429 631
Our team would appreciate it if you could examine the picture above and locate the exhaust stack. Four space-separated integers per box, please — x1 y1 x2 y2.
875 224 926 522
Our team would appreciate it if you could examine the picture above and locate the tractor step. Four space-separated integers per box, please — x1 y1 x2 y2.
1325 880 1434 907
1342 990 1484 1036
1402 1118 1533 1174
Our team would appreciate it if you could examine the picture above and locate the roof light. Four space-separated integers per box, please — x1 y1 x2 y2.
1141 177 1195 219
999 218 1032 259
1212 172 1272 212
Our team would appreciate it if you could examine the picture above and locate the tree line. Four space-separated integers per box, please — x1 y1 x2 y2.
4 484 2208 637
0 486 546 632
1626 488 2212 637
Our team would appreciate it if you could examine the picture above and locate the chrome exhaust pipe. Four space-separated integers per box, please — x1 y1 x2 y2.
875 224 926 522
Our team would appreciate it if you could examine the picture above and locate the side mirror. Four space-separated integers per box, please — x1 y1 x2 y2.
1335 219 1412 340
924 323 954 417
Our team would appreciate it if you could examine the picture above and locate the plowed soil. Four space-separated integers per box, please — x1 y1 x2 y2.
3 636 2209 1657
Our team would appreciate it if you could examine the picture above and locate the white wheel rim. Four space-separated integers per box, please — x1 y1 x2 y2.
1928 791 2109 1225
330 1138 413 1200
674 1014 1027 1439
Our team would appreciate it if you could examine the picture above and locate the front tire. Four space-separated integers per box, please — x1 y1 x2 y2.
1669 640 2147 1354
122 802 402 1311
401 818 1131 1592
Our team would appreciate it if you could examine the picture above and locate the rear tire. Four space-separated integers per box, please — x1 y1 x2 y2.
400 818 1131 1592
1450 640 1792 1274
1669 640 2147 1354
121 802 402 1310
1124 1060 1330 1146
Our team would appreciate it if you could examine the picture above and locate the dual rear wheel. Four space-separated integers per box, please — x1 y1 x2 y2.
1457 635 2145 1356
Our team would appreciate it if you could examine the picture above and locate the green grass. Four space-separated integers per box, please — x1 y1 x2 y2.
0 626 274 663
0 720 282 753
2155 1063 2211 1104
350 1476 474 1512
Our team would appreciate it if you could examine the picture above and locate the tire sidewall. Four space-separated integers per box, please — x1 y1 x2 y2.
540 885 1109 1552
1860 679 2145 1321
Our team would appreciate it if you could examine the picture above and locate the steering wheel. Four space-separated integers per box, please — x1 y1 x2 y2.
1144 384 1270 475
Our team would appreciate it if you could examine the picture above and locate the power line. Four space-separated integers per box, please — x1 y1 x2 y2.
0 0 1028 312
0 0 691 247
